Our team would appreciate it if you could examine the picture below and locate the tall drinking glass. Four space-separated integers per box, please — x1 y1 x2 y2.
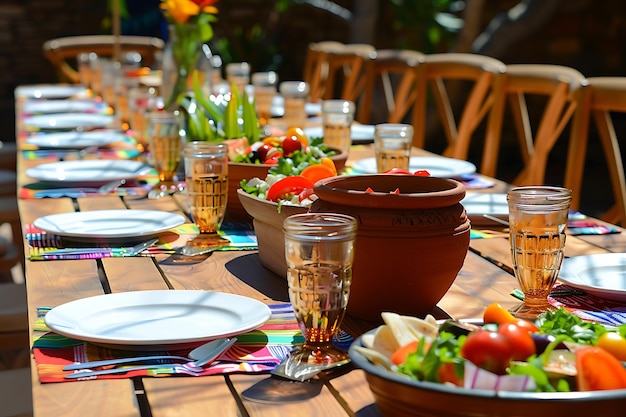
322 99 355 154
146 111 183 183
279 81 310 129
283 213 357 374
183 142 229 248
374 123 413 172
507 186 572 319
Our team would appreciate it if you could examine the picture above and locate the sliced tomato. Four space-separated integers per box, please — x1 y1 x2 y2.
384 168 411 175
365 187 374 193
391 340 419 365
298 188 316 202
414 170 431 176
437 362 463 386
576 346 626 391
300 164 336 184
266 176 314 202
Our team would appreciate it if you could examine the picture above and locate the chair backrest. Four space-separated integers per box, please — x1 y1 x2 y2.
483 64 585 185
356 49 425 124
303 41 344 102
43 35 165 83
410 53 506 162
564 77 626 226
303 41 375 103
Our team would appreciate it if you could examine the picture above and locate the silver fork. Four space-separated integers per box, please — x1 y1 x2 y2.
38 238 157 258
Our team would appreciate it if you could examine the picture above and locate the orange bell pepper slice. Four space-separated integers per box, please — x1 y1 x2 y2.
300 163 336 185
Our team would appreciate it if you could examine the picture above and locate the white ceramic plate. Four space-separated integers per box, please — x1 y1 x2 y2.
26 160 153 184
352 156 477 177
303 124 375 143
44 290 272 346
33 209 186 239
24 113 115 130
22 99 105 115
15 85 88 99
558 253 626 302
26 130 128 149
462 193 509 226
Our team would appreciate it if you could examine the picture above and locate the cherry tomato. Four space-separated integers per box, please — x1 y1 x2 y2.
513 318 539 333
285 127 309 147
497 323 536 361
597 332 626 361
255 144 272 162
483 302 517 326
437 362 463 386
391 340 419 365
300 164 336 185
266 176 314 202
281 135 303 156
384 168 411 175
460 330 513 375
576 346 626 391
414 170 431 176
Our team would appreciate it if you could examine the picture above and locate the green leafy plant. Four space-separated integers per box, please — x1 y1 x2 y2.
178 71 261 143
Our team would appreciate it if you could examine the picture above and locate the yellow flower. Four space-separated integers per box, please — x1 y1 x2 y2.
160 0 217 24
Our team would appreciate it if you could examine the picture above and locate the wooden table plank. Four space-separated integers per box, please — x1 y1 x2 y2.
143 376 239 417
229 374 351 417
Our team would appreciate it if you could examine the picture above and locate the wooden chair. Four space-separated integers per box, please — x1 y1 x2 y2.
410 53 506 162
356 49 425 124
564 77 626 226
483 64 585 185
303 41 344 102
43 35 165 84
303 41 375 103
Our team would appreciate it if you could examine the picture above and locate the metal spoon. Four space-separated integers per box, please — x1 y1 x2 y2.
64 337 236 378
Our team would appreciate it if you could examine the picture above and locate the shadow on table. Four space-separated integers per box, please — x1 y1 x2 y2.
226 253 290 302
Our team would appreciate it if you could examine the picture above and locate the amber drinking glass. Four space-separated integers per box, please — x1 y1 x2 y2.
507 186 572 319
283 213 357 375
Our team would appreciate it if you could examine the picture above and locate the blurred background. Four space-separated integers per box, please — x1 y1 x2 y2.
0 0 624 217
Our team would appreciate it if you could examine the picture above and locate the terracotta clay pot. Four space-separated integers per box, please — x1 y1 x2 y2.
311 174 471 322
226 148 348 223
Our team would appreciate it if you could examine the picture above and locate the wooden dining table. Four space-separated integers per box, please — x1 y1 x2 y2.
14 89 626 417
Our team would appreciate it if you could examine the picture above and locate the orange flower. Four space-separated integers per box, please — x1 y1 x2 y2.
160 0 218 24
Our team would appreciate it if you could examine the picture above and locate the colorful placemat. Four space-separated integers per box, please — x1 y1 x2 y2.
33 303 304 383
26 222 258 260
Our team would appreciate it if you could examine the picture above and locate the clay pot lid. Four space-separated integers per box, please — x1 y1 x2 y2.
313 174 466 209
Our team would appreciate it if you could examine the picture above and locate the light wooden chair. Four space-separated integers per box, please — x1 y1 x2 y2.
356 49 425 125
410 53 506 162
564 77 626 226
303 41 344 102
483 64 585 185
302 41 375 103
43 35 165 84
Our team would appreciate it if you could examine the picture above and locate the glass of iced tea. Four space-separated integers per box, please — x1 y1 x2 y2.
183 142 229 248
146 111 183 183
374 123 413 172
283 213 357 374
507 186 572 319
